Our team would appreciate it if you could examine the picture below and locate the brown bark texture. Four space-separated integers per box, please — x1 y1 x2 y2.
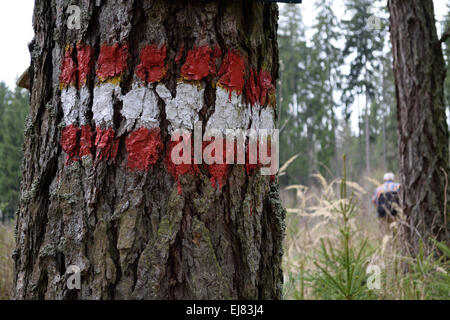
12 0 285 300
388 0 450 253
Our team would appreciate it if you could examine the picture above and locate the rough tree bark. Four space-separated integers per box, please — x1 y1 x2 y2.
13 0 285 299
388 0 450 252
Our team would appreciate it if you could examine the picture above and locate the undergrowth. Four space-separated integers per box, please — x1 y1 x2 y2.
281 158 450 300
0 221 14 300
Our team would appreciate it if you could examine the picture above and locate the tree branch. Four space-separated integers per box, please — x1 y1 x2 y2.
440 27 450 43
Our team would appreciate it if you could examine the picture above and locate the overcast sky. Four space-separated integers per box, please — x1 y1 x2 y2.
0 1 447 90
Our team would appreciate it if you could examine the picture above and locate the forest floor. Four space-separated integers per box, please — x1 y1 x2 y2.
281 174 450 300
0 221 14 299
0 174 448 300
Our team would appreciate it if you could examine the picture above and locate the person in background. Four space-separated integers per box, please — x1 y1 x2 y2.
372 172 400 219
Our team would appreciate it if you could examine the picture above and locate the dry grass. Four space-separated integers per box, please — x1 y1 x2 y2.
0 221 14 300
281 174 450 300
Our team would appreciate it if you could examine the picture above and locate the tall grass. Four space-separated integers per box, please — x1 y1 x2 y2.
281 167 450 300
0 221 14 300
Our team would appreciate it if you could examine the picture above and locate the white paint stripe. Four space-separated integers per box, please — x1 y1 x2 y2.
121 85 144 127
249 105 275 131
256 107 275 131
60 86 79 125
205 86 275 133
206 87 249 133
139 88 160 129
156 82 204 132
92 82 119 127
120 85 160 132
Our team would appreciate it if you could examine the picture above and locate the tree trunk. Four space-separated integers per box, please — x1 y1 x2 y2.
388 0 450 252
382 107 387 173
331 115 339 178
358 96 363 168
13 0 285 300
381 63 387 173
328 68 339 179
365 90 371 176
364 62 371 177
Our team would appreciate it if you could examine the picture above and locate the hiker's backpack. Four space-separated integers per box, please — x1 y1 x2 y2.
377 191 399 218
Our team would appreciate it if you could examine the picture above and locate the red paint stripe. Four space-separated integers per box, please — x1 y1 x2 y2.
59 47 77 87
203 138 230 190
218 50 245 96
245 138 272 175
246 69 275 106
60 124 80 164
94 127 119 161
62 42 277 108
258 70 275 106
164 136 272 192
136 44 167 83
60 125 117 164
60 44 94 88
246 69 260 106
76 44 94 87
211 44 222 69
209 163 228 190
60 125 273 186
125 127 163 171
96 43 128 81
79 125 93 158
165 135 200 194
181 46 216 81
175 44 184 64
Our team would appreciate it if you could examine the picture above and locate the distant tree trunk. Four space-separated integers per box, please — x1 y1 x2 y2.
364 62 371 177
331 114 339 178
329 70 339 178
364 86 372 213
382 107 387 173
388 0 450 252
358 96 363 168
364 90 371 176
13 0 285 300
307 121 317 183
381 64 388 173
